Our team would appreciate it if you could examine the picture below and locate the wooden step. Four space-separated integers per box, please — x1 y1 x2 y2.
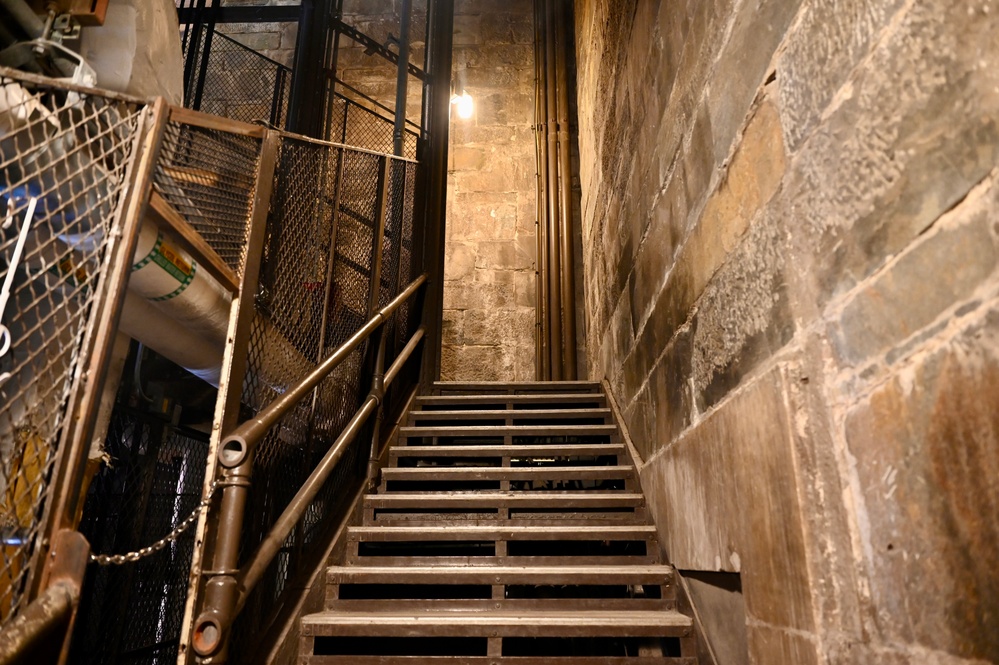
305 657 696 665
301 609 692 638
400 424 618 438
390 443 627 458
408 408 612 421
349 524 656 542
366 491 645 510
380 466 634 483
433 381 603 394
327 564 674 586
415 393 607 407
326 565 677 612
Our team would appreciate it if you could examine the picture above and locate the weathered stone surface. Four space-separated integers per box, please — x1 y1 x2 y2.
691 211 794 411
834 179 999 366
845 310 999 661
777 0 906 151
785 1 999 307
639 367 816 643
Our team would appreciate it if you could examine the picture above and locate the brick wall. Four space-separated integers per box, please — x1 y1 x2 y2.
574 0 999 663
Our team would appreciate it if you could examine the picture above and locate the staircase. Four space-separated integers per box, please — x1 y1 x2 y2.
299 381 697 663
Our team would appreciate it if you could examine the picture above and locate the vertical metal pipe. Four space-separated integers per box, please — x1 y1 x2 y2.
366 328 387 488
393 0 413 156
413 0 454 388
543 0 562 381
533 0 550 381
369 157 391 317
191 1 219 112
554 0 577 379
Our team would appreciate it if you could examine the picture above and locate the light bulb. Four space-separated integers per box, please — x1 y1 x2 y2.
456 92 473 119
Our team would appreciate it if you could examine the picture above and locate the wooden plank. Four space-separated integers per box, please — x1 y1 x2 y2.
369 517 645 529
415 393 607 406
349 524 656 541
380 466 634 482
327 598 673 612
169 105 266 138
408 408 612 419
365 491 644 509
389 443 627 458
433 381 602 391
327 565 673 585
306 656 696 665
147 192 241 292
399 424 618 437
301 609 692 637
351 555 659 567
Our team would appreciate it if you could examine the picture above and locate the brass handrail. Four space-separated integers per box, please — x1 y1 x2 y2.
235 323 426 607
217 273 428 469
191 275 427 656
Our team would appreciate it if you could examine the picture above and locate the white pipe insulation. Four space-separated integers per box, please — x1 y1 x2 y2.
124 221 230 385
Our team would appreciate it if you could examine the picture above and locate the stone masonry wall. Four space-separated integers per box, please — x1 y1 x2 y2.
441 0 537 380
574 1 999 664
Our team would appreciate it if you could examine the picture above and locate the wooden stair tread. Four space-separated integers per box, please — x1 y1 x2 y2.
433 380 602 391
305 657 695 665
415 393 607 405
400 424 617 437
350 524 655 540
381 466 632 481
328 564 673 584
366 491 644 508
408 408 612 419
390 443 626 457
302 609 692 632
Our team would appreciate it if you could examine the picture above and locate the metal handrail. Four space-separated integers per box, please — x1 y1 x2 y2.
192 278 427 655
217 273 428 469
235 323 427 607
332 75 422 133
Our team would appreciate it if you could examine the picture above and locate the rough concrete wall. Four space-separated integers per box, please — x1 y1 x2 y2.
575 0 999 663
441 0 537 381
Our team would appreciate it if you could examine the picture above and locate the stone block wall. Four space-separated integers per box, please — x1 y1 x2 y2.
441 0 538 381
574 0 999 663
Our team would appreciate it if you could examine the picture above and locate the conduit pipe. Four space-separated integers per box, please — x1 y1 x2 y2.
533 0 550 380
543 0 563 381
533 0 578 380
554 0 577 379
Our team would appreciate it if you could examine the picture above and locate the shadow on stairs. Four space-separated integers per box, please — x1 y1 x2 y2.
298 381 698 664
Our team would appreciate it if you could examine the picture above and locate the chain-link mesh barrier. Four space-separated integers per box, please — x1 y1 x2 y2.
0 63 421 659
184 29 291 130
227 135 418 662
182 26 420 159
0 72 147 627
326 91 419 160
73 408 209 665
153 120 262 275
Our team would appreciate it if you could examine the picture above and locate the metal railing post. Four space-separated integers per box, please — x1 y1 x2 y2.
364 155 391 486
185 130 280 663
366 327 388 489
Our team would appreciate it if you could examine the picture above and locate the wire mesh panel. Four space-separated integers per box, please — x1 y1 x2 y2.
73 409 209 665
0 71 147 625
326 93 419 160
153 119 262 276
220 135 420 661
185 29 291 129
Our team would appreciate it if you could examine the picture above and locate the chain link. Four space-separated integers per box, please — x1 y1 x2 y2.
89 481 218 566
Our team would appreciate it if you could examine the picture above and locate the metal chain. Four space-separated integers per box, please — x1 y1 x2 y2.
89 481 218 566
